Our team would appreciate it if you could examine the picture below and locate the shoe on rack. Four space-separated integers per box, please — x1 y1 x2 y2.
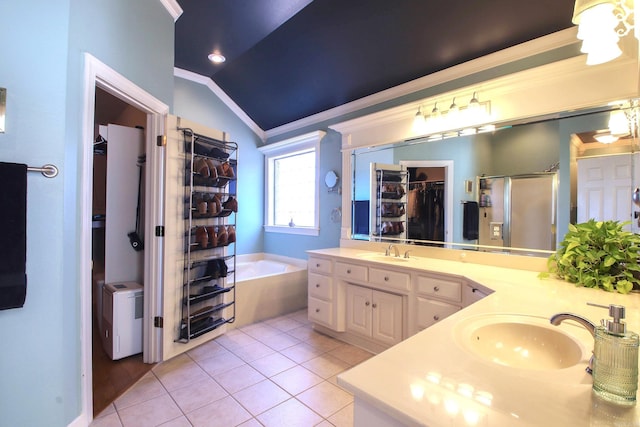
206 226 217 248
223 196 238 212
194 157 210 178
195 226 208 249
227 225 236 244
217 225 228 246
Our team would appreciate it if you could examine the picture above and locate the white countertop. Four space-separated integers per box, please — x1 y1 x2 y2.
309 248 640 426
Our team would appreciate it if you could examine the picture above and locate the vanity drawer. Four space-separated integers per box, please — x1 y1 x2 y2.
308 273 333 300
369 267 410 292
416 297 460 330
335 262 368 282
416 275 462 303
308 297 334 327
308 256 332 274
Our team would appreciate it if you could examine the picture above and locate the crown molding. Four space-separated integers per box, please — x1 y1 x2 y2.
159 0 182 21
264 28 581 140
174 68 267 141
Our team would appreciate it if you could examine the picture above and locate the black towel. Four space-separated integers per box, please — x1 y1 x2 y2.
463 201 479 240
0 162 27 310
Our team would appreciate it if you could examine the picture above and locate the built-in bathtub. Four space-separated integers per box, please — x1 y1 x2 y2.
230 253 308 328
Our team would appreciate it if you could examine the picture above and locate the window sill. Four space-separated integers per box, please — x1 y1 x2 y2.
264 225 319 236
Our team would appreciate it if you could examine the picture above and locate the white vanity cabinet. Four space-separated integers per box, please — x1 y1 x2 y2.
346 284 403 347
308 256 346 331
413 273 463 333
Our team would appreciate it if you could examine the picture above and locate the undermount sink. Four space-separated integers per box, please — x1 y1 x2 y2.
455 314 585 370
357 253 412 263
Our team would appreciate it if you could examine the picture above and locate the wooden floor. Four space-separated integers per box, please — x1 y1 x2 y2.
92 313 153 416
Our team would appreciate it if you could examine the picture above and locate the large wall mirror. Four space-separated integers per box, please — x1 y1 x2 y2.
351 106 640 257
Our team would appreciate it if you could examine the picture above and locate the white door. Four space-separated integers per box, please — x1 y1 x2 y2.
161 115 230 361
103 124 145 284
577 155 635 231
346 284 372 337
371 290 403 346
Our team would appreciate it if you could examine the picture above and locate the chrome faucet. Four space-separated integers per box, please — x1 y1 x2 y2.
385 244 400 257
550 312 597 374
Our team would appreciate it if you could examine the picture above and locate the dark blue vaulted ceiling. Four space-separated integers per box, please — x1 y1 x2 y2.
175 0 576 131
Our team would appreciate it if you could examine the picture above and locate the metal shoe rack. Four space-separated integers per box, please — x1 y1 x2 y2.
178 128 237 342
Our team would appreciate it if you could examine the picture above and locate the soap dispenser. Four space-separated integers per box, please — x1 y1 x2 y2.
589 303 639 406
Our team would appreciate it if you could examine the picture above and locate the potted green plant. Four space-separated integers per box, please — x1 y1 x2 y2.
545 219 640 294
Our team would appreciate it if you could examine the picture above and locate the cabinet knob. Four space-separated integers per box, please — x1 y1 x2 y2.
384 276 389 281
433 315 440 321
372 303 377 308
316 263 320 268
347 269 351 274
315 283 320 288
316 308 320 313
365 301 370 306
434 286 440 292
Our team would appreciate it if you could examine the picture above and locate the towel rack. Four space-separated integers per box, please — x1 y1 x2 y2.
27 164 58 178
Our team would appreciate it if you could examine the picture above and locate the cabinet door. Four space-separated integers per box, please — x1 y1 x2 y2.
346 285 372 337
372 290 403 346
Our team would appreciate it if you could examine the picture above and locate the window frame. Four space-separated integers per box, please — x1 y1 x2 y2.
258 131 325 236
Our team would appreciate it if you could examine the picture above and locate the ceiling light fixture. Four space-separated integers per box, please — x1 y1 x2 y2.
572 0 637 65
412 92 493 138
208 52 226 64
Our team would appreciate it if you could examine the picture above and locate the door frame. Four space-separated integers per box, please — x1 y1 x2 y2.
399 160 454 244
79 53 168 423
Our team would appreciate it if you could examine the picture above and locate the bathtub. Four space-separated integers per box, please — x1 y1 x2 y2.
230 253 308 328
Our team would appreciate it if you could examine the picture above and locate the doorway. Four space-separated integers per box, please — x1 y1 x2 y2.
80 53 169 424
91 88 151 415
400 160 453 245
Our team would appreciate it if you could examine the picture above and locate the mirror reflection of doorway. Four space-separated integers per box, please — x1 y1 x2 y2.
407 167 445 243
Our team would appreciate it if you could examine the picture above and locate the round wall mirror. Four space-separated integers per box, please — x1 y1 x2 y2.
325 170 339 189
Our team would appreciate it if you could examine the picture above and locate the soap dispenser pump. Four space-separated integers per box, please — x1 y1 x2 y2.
588 303 639 406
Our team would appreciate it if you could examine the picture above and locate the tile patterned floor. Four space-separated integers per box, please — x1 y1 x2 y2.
90 309 373 427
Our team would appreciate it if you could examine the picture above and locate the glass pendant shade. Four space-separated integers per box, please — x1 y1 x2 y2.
609 109 630 135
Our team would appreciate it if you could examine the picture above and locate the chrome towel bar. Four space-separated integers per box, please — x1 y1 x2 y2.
27 164 58 178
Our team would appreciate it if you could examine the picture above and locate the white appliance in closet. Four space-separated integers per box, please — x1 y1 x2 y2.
102 282 144 360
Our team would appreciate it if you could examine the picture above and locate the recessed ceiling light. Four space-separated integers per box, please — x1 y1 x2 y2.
208 52 226 64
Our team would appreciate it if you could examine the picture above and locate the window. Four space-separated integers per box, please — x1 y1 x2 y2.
259 131 325 235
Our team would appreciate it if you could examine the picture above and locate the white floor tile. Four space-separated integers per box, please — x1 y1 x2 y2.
256 397 323 427
232 379 291 416
186 395 252 427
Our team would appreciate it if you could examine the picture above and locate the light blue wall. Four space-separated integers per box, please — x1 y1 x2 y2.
173 77 265 255
0 1 174 425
